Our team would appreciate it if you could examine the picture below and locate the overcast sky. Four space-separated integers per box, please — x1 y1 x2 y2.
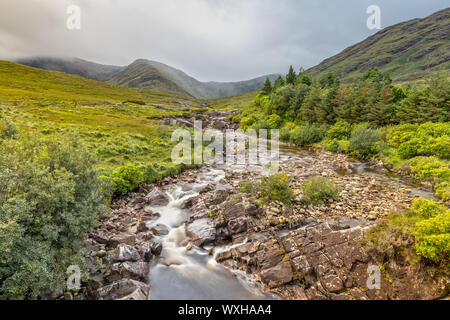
0 0 448 81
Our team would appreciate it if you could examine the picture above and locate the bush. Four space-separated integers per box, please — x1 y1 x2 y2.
414 210 449 263
280 128 291 142
302 176 340 205
409 198 447 219
256 173 295 205
108 163 145 196
348 124 381 160
290 124 328 146
327 121 352 140
239 180 254 194
0 134 107 299
266 114 283 129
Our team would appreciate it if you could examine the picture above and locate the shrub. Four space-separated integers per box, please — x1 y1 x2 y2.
302 176 340 205
240 115 258 130
257 173 295 205
280 128 291 142
290 124 328 146
409 198 447 219
109 163 145 196
348 124 381 160
0 134 107 299
327 121 352 140
414 210 450 263
408 157 450 181
266 114 283 129
239 180 254 194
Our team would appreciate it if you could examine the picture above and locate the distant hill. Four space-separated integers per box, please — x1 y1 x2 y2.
16 57 124 82
16 57 279 99
307 8 450 83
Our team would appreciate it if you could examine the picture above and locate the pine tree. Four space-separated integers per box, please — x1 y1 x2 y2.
286 65 296 85
273 76 285 90
261 77 272 95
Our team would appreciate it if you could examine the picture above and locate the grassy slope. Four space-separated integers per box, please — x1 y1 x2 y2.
307 8 450 84
0 60 204 171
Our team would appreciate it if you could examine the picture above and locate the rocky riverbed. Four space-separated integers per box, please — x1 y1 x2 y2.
78 111 447 300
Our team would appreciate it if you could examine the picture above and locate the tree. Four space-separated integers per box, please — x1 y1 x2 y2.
296 72 312 86
261 77 272 95
273 76 285 90
300 84 322 123
286 65 297 85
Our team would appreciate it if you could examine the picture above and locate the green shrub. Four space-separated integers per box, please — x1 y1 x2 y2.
280 128 291 142
327 121 352 140
409 198 447 219
266 114 283 129
0 134 107 299
408 157 450 181
302 176 340 205
414 210 450 263
109 163 145 196
257 173 295 205
290 124 328 146
348 124 381 160
239 180 254 194
240 115 258 130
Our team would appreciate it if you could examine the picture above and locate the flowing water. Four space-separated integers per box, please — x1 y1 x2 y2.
144 144 435 300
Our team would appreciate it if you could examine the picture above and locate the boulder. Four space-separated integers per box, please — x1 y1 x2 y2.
109 233 136 247
97 279 150 300
113 244 141 262
146 189 169 206
186 218 216 246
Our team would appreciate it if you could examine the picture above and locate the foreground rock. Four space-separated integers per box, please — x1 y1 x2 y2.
216 222 448 300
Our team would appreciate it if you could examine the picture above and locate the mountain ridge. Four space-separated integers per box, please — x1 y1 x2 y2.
306 8 450 83
16 57 279 99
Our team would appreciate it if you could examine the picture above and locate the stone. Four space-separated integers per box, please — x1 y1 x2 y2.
114 244 141 262
186 218 216 246
146 189 169 206
260 261 294 288
227 217 248 235
97 279 150 300
109 233 136 246
150 224 170 236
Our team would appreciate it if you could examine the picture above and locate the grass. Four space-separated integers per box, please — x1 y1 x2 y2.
0 60 205 175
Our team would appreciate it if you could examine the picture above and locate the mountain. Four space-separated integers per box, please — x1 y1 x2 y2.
16 57 279 99
307 8 450 83
16 57 124 82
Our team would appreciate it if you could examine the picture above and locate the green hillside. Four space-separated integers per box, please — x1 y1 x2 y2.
0 60 205 174
307 8 450 83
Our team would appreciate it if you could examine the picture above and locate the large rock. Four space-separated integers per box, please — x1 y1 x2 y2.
113 244 141 262
97 279 150 300
260 261 294 288
108 262 150 281
109 233 136 247
146 189 169 206
186 218 216 246
217 222 448 300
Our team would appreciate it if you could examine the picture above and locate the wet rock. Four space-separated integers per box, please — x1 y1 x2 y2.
151 241 163 256
223 200 246 220
227 217 248 235
151 224 170 236
108 262 150 282
245 204 262 217
109 233 136 247
186 218 216 246
113 244 141 262
260 261 294 288
97 279 150 300
146 189 169 206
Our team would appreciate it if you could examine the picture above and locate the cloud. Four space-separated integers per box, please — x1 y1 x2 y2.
0 0 448 81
